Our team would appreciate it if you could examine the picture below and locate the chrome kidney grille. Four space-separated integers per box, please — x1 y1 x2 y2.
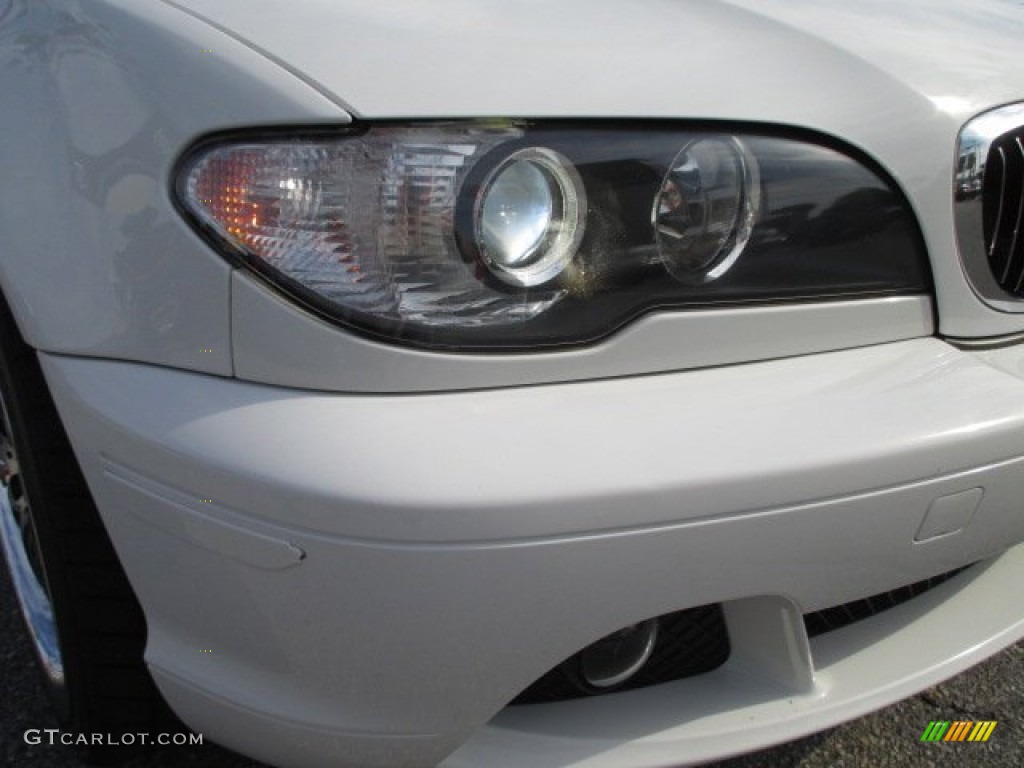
955 103 1024 310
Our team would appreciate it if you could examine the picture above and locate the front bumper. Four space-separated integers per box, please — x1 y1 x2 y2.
39 338 1024 768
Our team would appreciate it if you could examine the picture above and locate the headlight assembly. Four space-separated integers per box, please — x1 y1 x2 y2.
177 122 929 351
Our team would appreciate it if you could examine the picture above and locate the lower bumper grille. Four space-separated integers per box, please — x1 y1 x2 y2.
803 566 971 638
511 567 971 705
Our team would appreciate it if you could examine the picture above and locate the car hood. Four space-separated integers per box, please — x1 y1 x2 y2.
160 0 1024 340
163 0 1023 130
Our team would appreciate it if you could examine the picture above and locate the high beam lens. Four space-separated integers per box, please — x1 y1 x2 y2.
654 137 759 283
475 147 585 287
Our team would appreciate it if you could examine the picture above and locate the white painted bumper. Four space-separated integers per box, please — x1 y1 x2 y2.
38 338 1024 768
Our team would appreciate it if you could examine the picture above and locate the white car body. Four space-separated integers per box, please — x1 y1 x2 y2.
2 1 1024 767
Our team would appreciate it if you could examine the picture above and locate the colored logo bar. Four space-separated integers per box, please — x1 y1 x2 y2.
920 721 997 742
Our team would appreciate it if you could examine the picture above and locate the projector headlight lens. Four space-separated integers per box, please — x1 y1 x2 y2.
476 148 585 288
177 122 929 351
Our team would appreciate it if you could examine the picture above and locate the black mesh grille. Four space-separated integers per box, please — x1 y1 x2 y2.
982 128 1024 294
803 566 971 638
512 604 730 705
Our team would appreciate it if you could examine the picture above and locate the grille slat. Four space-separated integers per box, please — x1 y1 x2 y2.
990 146 1008 266
1009 137 1024 292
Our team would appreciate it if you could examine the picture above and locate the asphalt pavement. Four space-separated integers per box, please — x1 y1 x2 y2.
2 560 1020 767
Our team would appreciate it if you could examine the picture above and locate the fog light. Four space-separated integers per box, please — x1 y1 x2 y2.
653 137 758 283
475 147 585 287
579 619 659 690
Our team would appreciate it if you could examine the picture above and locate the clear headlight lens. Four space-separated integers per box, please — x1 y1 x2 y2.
654 137 759 283
177 122 929 351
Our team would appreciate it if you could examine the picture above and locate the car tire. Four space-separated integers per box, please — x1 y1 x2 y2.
0 294 178 764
